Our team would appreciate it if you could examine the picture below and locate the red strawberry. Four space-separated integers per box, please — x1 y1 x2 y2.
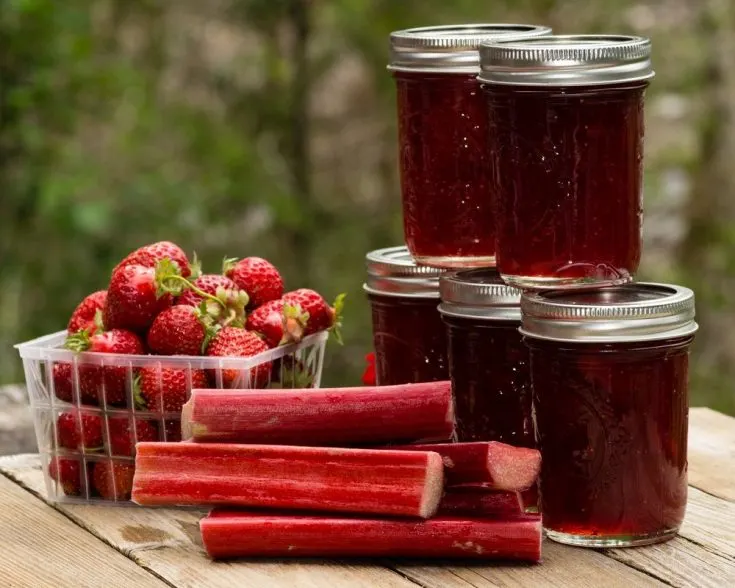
107 417 158 456
245 299 307 348
103 264 175 332
282 289 346 342
177 274 237 307
49 456 83 496
52 362 74 402
206 327 271 388
57 410 103 451
138 366 209 413
147 305 208 356
92 461 135 500
362 352 376 386
114 241 191 278
67 291 107 335
66 328 145 406
224 257 284 309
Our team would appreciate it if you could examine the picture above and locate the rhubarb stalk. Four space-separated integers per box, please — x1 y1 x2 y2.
388 441 541 491
438 490 523 517
181 381 455 445
132 442 444 518
200 510 542 561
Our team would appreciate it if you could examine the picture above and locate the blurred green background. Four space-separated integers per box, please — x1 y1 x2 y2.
2 0 733 414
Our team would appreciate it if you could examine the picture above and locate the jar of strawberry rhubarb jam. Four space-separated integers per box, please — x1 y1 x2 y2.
479 35 654 288
364 246 449 386
521 283 697 547
389 24 551 269
438 269 534 447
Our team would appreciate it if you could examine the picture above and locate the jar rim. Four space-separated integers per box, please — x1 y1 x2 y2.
478 34 654 86
438 268 522 321
389 23 552 73
365 246 448 297
520 282 698 343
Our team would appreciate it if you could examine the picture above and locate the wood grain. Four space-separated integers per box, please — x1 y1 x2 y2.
689 407 735 501
0 473 167 588
391 541 667 587
0 454 422 588
679 486 735 558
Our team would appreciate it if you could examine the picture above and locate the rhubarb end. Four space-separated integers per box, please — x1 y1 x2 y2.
180 399 194 440
419 451 445 519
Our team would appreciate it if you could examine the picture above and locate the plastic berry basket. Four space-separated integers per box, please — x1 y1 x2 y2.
15 329 328 505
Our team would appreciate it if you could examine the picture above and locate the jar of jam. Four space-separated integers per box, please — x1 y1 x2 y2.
364 246 449 386
388 24 551 269
479 35 654 288
521 283 698 547
438 269 533 447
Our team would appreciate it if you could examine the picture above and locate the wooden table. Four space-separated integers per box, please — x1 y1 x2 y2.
1 408 733 588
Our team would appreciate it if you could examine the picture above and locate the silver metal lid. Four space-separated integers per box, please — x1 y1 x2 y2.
364 246 448 298
520 283 698 343
389 24 552 73
478 34 654 86
438 268 522 321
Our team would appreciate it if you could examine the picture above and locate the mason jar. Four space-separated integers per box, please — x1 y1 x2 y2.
521 283 698 547
479 35 653 288
388 24 551 269
364 246 449 385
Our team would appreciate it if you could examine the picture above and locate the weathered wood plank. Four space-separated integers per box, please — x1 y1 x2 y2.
689 407 735 501
679 486 735 558
0 454 423 588
0 472 167 588
390 541 666 588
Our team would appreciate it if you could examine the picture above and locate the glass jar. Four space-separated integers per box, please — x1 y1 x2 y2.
364 246 449 385
438 269 534 447
521 283 698 547
388 24 551 269
479 35 654 288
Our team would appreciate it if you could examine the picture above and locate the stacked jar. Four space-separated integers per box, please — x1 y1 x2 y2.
478 35 698 547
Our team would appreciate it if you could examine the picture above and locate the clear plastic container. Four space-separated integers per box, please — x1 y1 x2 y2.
15 330 328 504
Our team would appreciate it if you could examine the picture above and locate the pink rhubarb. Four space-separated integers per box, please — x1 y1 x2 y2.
132 442 444 518
389 441 541 491
181 381 454 445
200 510 542 561
438 490 523 517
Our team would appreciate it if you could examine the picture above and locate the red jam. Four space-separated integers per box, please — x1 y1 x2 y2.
521 282 697 547
442 316 533 446
368 294 448 385
394 72 493 267
485 84 646 286
527 337 692 542
364 246 448 386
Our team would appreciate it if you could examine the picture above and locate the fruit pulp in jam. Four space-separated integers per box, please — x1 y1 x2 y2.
368 294 448 385
485 83 647 287
443 316 535 446
395 71 494 268
527 336 693 544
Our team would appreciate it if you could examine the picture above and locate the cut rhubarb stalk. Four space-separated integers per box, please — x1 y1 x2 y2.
132 442 444 519
200 510 542 561
180 381 454 446
389 441 541 491
439 490 523 517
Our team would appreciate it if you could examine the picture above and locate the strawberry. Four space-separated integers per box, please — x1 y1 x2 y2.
107 417 158 456
245 299 308 348
147 305 209 356
57 410 103 451
176 274 249 330
177 274 237 307
67 291 107 335
224 257 284 309
65 328 145 406
52 362 74 402
206 327 271 388
103 263 175 332
362 352 377 386
138 366 209 413
114 241 192 278
92 461 135 500
282 289 346 342
48 456 83 496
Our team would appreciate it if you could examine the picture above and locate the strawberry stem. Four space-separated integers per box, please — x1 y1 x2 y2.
329 293 347 345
